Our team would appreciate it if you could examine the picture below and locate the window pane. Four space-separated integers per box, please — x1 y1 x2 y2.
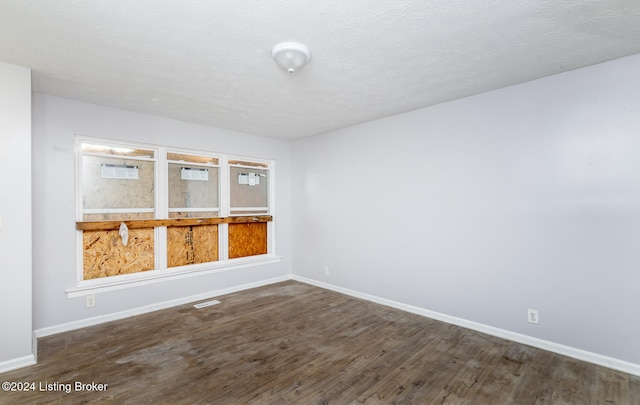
167 152 218 165
168 163 219 218
228 159 268 168
81 143 154 158
230 166 269 214
82 155 155 221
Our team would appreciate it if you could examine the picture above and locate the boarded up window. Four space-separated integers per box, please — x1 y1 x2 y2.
228 222 268 258
83 228 155 280
77 138 272 283
167 225 218 267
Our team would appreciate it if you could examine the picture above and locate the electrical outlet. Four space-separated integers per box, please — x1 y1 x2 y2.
86 295 96 308
528 309 538 324
324 266 330 276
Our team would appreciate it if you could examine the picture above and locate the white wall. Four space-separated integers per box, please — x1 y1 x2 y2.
0 62 33 369
32 94 292 330
292 53 640 365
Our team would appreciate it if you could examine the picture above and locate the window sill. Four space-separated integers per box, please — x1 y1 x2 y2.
66 254 281 298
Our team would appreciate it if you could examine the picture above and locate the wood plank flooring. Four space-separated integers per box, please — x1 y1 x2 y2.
1 281 639 404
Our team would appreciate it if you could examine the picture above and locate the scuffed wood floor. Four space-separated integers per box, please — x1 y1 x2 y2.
1 281 639 404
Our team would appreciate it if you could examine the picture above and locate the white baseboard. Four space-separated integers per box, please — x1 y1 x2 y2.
30 273 640 377
0 354 36 374
32 332 38 363
35 275 290 338
292 275 640 377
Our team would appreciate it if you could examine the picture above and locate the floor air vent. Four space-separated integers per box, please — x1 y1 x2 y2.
194 300 221 309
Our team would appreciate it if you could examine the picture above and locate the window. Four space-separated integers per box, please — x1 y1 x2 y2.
168 153 220 219
80 143 156 221
71 137 277 296
229 160 269 215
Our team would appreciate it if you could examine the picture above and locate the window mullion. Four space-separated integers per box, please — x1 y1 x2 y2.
156 147 167 271
219 156 230 261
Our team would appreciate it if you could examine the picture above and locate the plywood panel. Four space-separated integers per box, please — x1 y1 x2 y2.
228 159 268 168
83 228 155 280
169 211 219 219
167 225 218 267
76 215 272 231
81 143 154 158
83 212 155 221
167 152 218 165
228 222 267 259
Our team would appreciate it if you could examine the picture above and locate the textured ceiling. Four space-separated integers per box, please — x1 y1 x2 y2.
1 1 639 140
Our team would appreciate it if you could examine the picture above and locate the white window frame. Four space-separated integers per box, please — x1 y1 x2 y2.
68 136 279 298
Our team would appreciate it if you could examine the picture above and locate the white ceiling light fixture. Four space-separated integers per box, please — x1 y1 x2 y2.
272 42 312 74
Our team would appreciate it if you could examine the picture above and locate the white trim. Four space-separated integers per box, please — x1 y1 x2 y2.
155 146 167 270
39 275 290 338
219 156 230 260
268 160 276 255
33 274 640 377
66 255 282 298
32 332 38 363
230 207 269 211
0 355 36 374
220 155 230 217
292 275 640 377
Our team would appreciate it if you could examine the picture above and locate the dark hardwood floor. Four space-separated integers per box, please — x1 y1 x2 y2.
1 281 639 404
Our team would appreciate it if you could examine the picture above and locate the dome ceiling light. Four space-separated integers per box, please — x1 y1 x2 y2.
271 42 312 74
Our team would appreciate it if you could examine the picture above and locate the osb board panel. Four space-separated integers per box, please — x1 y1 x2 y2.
167 225 218 268
230 166 268 209
83 212 155 221
228 222 267 259
168 163 218 212
83 228 155 280
169 211 219 219
167 152 218 165
82 155 155 210
229 210 269 215
81 144 154 158
229 160 268 168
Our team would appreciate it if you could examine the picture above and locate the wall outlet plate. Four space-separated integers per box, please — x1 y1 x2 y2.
86 295 96 308
528 308 539 324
